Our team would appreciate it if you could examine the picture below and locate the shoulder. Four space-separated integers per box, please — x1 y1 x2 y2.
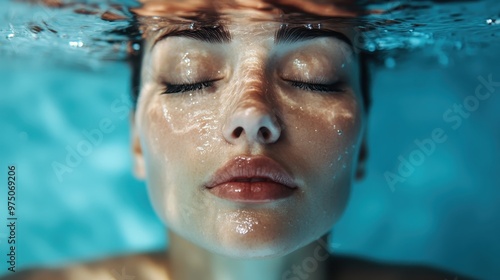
0 251 170 280
329 254 477 280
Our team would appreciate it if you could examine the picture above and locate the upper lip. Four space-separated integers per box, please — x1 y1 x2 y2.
205 156 297 189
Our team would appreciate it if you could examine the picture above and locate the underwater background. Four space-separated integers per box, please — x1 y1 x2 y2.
0 0 499 279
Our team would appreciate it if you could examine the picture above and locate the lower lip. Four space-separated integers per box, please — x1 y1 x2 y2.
207 182 295 203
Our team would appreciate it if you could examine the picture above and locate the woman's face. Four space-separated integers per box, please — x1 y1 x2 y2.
132 8 365 258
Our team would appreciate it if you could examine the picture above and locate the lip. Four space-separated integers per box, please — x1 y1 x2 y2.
205 156 297 203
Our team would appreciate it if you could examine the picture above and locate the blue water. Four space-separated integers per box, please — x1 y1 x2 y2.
0 1 499 279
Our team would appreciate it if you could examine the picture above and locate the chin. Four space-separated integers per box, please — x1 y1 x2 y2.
188 210 331 259
202 234 306 259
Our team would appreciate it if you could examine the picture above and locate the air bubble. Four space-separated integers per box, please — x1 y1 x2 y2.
384 57 396 69
7 33 14 39
69 41 83 48
438 53 449 66
367 42 376 52
486 18 499 25
305 23 313 30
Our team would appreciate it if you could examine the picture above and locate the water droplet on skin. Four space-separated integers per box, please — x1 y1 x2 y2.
189 22 195 29
314 129 318 133
337 129 343 136
337 155 342 161
299 106 304 111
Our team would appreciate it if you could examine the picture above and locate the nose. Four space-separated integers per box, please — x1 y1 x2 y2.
223 106 281 145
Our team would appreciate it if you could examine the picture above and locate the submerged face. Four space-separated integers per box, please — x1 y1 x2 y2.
132 4 366 258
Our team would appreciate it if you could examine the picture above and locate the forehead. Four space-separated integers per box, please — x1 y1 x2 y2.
133 0 361 46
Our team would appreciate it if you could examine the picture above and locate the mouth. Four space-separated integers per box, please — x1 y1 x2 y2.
205 156 297 203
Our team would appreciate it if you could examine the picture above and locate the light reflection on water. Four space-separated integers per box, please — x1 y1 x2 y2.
0 1 499 279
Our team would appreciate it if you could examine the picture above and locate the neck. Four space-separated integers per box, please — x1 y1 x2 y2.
166 230 333 280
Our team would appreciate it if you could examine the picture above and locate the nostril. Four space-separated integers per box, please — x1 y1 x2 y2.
232 127 244 138
223 107 281 144
259 127 271 140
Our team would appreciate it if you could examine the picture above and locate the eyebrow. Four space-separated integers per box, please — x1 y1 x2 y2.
275 25 353 48
152 23 353 49
152 25 231 48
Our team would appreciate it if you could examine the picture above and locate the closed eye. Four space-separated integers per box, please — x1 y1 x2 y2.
162 81 215 94
289 80 345 93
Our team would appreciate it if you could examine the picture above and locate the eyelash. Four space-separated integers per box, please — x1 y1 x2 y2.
162 81 215 94
161 80 343 94
290 81 344 93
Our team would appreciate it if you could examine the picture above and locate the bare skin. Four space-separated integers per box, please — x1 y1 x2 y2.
0 1 474 280
1 244 466 280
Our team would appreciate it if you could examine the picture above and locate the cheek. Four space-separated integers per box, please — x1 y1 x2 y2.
284 94 363 178
137 97 223 224
143 95 223 163
280 95 363 223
